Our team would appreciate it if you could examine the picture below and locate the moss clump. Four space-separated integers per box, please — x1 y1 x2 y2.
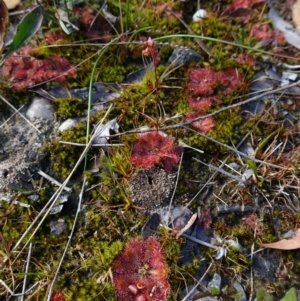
184 108 241 155
99 65 127 83
53 97 86 120
44 122 88 179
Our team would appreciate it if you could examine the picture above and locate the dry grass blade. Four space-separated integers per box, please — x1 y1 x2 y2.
7 105 113 266
0 94 41 134
46 178 86 301
37 170 72 192
20 242 32 301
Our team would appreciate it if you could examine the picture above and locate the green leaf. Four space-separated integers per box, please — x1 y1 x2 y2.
0 0 9 56
256 288 274 301
210 286 220 296
246 159 257 174
1 6 43 62
280 288 298 301
7 184 35 195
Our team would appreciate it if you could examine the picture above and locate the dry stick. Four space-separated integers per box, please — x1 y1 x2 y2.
8 105 113 267
167 151 184 227
38 170 72 192
109 81 300 140
194 158 247 184
0 95 41 134
59 141 124 147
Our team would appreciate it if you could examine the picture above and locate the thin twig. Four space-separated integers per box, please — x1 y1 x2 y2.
59 141 124 147
194 159 247 184
38 170 72 192
185 125 289 170
168 151 184 225
159 80 300 129
0 105 25 128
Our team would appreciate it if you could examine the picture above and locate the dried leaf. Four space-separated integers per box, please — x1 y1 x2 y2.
4 0 20 9
292 0 300 33
269 5 300 50
176 213 197 239
0 0 9 56
261 228 300 250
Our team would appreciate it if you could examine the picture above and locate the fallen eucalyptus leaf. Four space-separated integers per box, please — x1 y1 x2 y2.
4 0 20 9
1 6 43 63
261 228 300 250
0 0 9 56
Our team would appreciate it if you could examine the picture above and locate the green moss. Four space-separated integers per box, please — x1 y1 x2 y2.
184 108 242 155
43 122 88 179
99 65 127 83
53 97 86 120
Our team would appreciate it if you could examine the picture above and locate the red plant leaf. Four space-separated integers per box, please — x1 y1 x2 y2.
185 112 214 133
113 237 170 301
130 131 183 172
187 67 217 96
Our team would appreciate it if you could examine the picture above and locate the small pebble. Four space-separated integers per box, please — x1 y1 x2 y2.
26 97 54 121
50 219 67 235
193 9 207 22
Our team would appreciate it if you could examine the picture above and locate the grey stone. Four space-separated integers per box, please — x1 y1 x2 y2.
169 47 203 66
26 97 54 121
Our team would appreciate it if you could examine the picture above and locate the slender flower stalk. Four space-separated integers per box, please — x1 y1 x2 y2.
142 37 161 127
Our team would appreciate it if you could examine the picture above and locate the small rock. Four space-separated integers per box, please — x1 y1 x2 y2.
59 118 84 132
50 219 68 235
233 281 247 301
26 97 54 121
169 47 203 66
207 273 221 294
193 9 208 22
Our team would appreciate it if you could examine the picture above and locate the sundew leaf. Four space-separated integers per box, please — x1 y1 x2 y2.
256 287 273 301
1 6 43 62
0 0 9 56
7 184 35 195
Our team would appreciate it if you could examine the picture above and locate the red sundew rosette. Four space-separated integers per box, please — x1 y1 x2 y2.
185 112 214 133
113 237 170 301
130 131 183 172
187 67 217 96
